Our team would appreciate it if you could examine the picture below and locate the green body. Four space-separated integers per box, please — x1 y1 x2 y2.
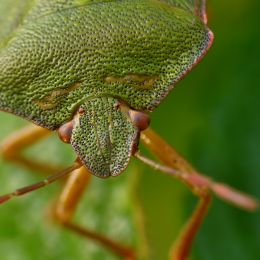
0 0 212 177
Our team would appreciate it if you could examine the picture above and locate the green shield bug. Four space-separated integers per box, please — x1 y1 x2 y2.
0 1 258 259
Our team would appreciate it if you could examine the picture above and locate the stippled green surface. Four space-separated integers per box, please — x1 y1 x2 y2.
71 97 138 177
0 0 211 130
161 0 206 20
0 1 259 260
0 0 33 47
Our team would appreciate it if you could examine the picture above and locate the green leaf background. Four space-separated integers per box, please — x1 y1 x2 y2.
0 0 259 259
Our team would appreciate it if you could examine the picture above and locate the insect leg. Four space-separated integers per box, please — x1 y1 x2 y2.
53 166 135 260
0 162 81 204
0 124 61 174
140 128 257 210
138 128 257 260
135 151 211 260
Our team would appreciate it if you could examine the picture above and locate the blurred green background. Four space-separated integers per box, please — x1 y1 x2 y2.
0 0 259 259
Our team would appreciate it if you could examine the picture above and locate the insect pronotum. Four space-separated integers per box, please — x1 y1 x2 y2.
0 1 258 259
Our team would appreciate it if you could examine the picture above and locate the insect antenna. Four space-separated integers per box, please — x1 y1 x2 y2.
135 152 258 211
0 161 82 205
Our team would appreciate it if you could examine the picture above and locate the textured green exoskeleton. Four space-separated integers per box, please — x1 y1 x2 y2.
0 0 213 177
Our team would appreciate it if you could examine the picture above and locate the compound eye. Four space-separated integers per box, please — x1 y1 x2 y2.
58 120 74 143
128 110 150 131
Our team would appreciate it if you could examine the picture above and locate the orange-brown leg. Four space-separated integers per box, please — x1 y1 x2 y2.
135 151 211 260
0 124 61 174
0 163 135 257
53 166 136 260
0 124 135 258
170 194 211 260
139 128 258 260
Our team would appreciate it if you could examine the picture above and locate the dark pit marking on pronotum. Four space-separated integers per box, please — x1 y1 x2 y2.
105 74 159 90
34 82 81 110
